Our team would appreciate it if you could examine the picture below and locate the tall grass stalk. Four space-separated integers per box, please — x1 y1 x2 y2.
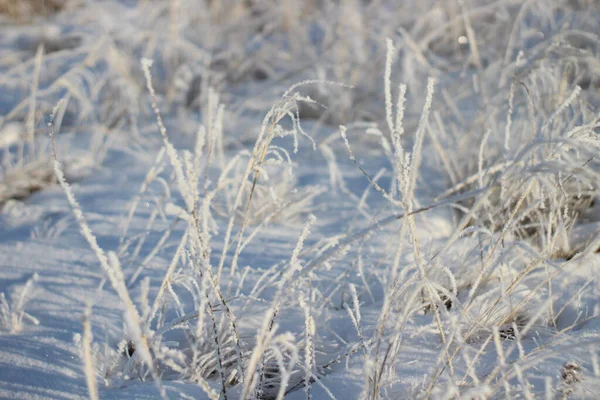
49 101 166 399
81 305 99 400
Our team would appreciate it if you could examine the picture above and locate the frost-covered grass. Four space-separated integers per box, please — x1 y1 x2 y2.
0 273 39 333
1 1 599 399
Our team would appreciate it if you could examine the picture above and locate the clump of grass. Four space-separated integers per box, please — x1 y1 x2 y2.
251 332 300 400
0 159 56 208
437 67 600 258
0 273 39 333
0 156 91 209
187 316 241 387
0 0 69 19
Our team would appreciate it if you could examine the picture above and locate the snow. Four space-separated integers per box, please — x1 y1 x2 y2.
1 0 600 399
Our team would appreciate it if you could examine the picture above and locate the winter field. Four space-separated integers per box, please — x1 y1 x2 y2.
0 0 599 399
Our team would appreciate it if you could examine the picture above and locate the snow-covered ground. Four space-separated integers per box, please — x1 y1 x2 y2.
1 1 600 399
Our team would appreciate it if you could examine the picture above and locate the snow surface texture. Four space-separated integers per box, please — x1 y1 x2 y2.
1 0 600 399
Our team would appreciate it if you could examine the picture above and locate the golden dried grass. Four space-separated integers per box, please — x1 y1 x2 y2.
0 0 68 19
